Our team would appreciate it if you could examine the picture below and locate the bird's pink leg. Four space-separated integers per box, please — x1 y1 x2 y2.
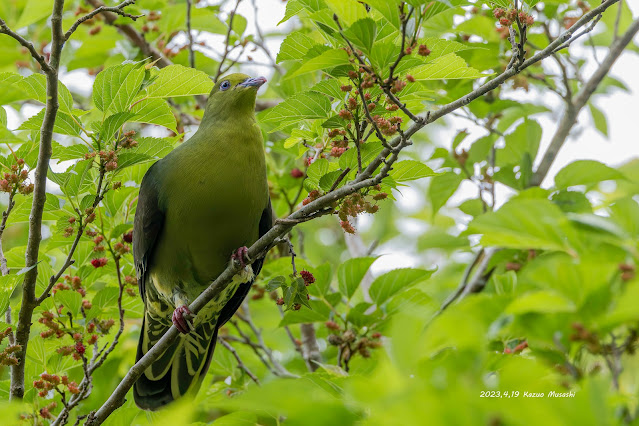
172 305 193 334
231 246 250 269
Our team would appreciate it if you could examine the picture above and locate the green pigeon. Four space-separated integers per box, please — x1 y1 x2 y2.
132 73 272 410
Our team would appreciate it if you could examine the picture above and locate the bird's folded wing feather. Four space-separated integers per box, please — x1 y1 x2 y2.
133 162 165 303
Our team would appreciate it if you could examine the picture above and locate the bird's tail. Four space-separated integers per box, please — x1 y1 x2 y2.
133 310 218 410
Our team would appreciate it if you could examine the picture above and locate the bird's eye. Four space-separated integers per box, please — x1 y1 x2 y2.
220 80 231 91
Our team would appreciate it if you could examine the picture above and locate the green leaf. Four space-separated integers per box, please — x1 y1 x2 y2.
554 160 625 190
408 53 484 80
16 0 52 28
277 32 320 62
131 98 177 132
55 290 83 317
428 171 463 215
325 0 367 26
391 160 437 182
337 257 376 300
506 291 576 314
287 49 351 78
370 268 434 305
100 112 135 143
319 169 346 192
284 128 316 149
145 64 214 98
266 276 287 292
309 79 346 100
260 92 332 131
588 102 608 137
279 300 330 325
343 18 377 55
93 62 145 113
52 143 89 161
551 190 592 213
466 198 575 253
62 160 94 197
0 275 20 316
19 110 82 136
339 143 383 170
366 0 401 29
370 42 399 71
497 119 542 167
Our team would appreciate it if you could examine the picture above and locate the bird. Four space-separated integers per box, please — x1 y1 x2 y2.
132 73 272 410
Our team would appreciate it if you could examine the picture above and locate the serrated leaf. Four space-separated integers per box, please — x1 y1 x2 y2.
466 198 575 253
19 110 81 136
260 92 332 131
93 62 145 113
428 171 463 215
287 49 351 79
52 143 89 161
277 32 319 62
279 300 330 325
63 160 93 197
100 112 135 143
325 0 367 26
131 98 177 132
391 160 437 182
55 290 82 317
319 169 346 192
17 74 74 113
343 18 377 55
497 119 541 167
370 268 435 305
145 64 214 98
408 53 484 80
554 160 625 190
266 276 287 292
366 0 401 29
337 257 376 300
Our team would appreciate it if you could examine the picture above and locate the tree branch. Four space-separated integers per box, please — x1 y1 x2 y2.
64 0 142 41
359 0 621 186
0 18 52 72
438 11 639 313
531 16 639 186
10 0 66 401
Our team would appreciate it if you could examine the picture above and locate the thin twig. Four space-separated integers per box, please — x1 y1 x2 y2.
214 0 242 82
0 19 52 72
64 0 142 41
186 0 195 68
218 336 261 385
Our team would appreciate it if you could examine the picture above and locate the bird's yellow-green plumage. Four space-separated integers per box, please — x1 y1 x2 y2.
132 73 272 410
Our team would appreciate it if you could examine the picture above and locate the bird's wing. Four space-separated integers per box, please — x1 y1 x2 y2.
133 162 165 303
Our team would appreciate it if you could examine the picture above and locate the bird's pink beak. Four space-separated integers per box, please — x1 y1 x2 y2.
239 76 267 88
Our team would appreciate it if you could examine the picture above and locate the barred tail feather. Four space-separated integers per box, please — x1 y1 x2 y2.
134 312 218 410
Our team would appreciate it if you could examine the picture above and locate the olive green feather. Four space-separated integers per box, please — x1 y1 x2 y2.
132 73 272 410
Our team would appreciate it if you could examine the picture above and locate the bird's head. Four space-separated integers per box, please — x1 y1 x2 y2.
204 73 267 118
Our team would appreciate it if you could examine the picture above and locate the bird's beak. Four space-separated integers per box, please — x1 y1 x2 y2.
238 76 267 89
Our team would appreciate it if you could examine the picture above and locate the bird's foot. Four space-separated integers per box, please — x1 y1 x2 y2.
231 246 250 269
172 305 194 334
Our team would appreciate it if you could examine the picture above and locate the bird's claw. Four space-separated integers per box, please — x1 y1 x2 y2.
231 246 250 269
172 305 194 334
